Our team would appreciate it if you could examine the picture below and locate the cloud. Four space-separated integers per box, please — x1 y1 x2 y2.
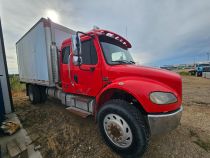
1 0 210 73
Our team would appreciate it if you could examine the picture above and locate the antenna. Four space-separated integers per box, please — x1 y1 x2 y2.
125 25 127 39
93 25 100 30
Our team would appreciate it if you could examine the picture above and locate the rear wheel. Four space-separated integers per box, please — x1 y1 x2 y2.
98 99 149 157
39 86 47 103
28 85 41 104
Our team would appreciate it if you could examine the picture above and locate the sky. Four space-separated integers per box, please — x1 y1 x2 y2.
1 0 210 74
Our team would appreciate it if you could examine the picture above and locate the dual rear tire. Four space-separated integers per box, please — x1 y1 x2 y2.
28 85 47 104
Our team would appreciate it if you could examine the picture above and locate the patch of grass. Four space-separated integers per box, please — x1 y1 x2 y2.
189 129 210 151
9 74 25 92
189 129 198 137
193 101 209 106
193 139 210 152
178 71 190 76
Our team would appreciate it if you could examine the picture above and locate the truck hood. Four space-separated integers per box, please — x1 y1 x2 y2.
107 65 182 96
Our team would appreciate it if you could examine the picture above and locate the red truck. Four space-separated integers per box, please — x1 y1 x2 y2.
16 18 182 157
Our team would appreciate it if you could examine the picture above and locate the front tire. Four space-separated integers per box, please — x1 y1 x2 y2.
97 99 149 157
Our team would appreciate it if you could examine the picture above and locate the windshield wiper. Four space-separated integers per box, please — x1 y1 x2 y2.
112 60 135 64
129 61 135 64
112 60 130 64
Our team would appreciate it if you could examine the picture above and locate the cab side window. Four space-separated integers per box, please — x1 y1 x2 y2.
62 46 70 64
81 40 98 65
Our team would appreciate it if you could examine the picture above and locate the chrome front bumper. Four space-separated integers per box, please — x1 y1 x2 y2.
147 106 183 136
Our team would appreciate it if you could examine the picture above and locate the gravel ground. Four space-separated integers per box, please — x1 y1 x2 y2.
13 76 210 158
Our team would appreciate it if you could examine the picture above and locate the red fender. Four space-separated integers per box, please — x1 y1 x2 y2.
95 77 181 114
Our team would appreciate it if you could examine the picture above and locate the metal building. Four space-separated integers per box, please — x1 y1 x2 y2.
0 19 13 123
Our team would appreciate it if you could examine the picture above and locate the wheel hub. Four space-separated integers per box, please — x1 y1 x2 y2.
108 123 122 138
103 114 133 148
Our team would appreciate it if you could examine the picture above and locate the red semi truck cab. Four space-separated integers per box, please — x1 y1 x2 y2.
16 19 182 157
61 29 182 156
60 29 182 113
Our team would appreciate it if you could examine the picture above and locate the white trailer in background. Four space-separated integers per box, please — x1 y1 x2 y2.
203 72 210 79
202 66 210 79
16 18 75 87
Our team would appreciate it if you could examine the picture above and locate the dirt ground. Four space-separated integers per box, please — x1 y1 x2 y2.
12 76 210 158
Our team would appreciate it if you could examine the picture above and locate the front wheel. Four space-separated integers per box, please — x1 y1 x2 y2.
97 99 150 157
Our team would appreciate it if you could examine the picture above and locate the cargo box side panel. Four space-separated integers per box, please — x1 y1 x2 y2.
53 26 75 49
16 22 50 85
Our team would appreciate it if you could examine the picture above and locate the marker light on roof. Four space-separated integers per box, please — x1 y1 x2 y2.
93 29 132 48
106 33 114 38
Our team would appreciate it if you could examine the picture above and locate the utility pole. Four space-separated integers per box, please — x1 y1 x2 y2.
207 52 210 61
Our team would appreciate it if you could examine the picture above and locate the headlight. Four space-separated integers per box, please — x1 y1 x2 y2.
150 92 177 104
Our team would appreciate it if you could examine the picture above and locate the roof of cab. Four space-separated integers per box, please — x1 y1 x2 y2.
61 29 132 48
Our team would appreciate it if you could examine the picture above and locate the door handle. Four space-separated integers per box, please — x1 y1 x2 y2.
90 67 95 72
74 75 78 83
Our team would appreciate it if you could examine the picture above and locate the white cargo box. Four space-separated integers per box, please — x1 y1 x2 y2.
16 18 75 86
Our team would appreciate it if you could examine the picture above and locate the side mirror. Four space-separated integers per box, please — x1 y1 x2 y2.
71 34 81 56
71 34 82 65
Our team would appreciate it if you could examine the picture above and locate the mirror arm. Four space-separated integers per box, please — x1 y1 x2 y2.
68 54 74 84
75 31 94 72
76 31 95 39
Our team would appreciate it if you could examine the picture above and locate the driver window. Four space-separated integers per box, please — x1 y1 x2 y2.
81 40 98 65
62 46 70 64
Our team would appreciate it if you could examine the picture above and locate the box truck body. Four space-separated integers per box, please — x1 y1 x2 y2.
16 18 75 86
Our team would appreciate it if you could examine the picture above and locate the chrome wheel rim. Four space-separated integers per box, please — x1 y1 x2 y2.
103 113 133 148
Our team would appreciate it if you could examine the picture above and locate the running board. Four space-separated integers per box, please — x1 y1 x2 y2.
66 107 91 118
46 88 95 114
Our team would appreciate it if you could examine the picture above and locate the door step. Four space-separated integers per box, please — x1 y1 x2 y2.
66 107 91 118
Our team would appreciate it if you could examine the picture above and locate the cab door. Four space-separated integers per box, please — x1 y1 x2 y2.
71 38 103 96
60 45 74 93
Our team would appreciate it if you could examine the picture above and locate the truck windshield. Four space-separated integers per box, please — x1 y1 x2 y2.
99 36 134 65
